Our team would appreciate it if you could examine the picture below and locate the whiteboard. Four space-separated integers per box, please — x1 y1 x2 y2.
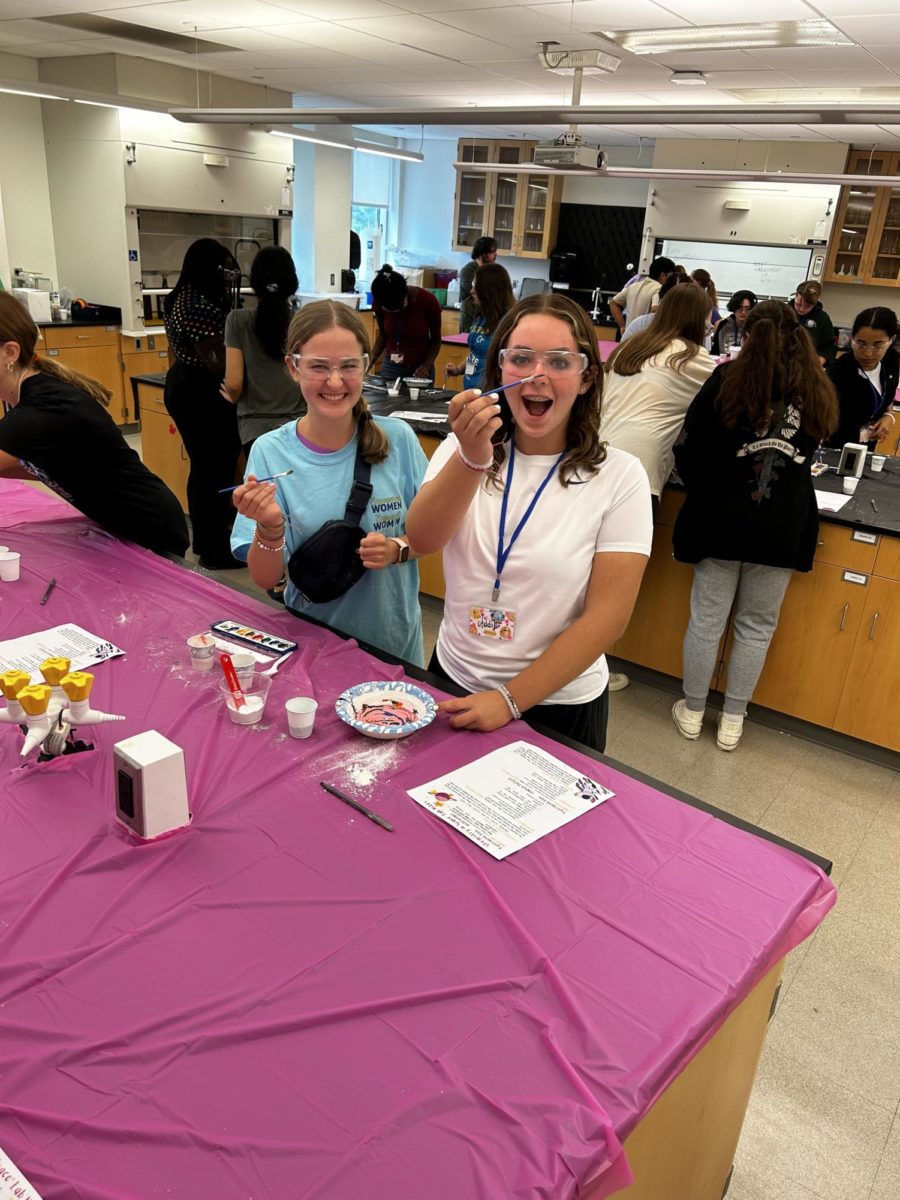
660 240 813 300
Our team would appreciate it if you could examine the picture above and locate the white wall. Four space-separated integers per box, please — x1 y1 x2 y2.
43 103 131 317
0 53 58 291
292 141 353 294
821 282 900 329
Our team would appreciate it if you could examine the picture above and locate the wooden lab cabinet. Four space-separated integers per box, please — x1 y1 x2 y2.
120 331 168 412
136 381 188 511
613 491 900 750
452 139 561 259
825 149 900 286
41 325 129 424
415 433 446 601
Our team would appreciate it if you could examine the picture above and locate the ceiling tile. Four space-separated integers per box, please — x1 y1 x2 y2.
525 1 690 32
826 15 900 44
266 0 407 16
742 46 880 70
651 51 758 71
811 0 900 14
647 0 820 18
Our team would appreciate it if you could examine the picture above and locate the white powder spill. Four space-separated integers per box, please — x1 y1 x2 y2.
316 739 406 793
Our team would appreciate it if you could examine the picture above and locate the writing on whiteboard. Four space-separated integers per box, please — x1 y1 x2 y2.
661 239 813 299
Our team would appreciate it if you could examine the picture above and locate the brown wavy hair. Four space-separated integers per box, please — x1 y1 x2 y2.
481 293 604 486
716 300 838 442
472 262 515 333
607 283 709 377
0 292 112 407
691 268 718 308
285 300 388 463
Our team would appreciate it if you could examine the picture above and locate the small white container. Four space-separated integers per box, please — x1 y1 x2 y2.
286 696 317 739
0 551 21 582
231 651 256 687
187 633 216 671
871 455 886 473
842 476 859 495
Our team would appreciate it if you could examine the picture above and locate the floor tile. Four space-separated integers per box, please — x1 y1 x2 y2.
870 1113 900 1200
765 932 900 1110
831 815 900 928
734 1042 893 1200
753 784 875 884
725 1160 824 1199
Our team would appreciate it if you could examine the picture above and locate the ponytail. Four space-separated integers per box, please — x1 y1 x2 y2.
353 401 389 464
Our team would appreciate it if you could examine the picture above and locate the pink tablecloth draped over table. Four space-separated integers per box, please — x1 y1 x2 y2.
0 480 835 1200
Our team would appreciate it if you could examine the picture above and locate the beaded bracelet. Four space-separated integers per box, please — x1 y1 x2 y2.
254 534 286 553
456 445 494 473
496 683 521 721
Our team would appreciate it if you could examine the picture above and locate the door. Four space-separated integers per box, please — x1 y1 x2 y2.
833 576 900 750
48 345 127 424
737 563 867 727
139 404 189 511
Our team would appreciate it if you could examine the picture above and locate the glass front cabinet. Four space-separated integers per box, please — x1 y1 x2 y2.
452 140 561 259
825 150 900 287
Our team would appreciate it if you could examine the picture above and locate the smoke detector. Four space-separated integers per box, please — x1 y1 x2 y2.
670 70 708 86
537 45 621 76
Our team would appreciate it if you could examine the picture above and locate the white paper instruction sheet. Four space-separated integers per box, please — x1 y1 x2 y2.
0 624 124 675
408 739 614 860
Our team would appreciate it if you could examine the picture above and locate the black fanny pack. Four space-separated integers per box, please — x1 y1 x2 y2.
287 431 373 604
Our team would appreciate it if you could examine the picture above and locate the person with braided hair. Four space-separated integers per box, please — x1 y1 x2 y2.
671 300 838 751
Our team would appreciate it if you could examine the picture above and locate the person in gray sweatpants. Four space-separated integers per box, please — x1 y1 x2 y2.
671 300 839 751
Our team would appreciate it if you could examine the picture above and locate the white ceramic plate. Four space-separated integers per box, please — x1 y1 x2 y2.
335 680 437 740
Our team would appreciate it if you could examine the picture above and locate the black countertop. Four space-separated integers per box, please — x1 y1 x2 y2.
129 375 900 540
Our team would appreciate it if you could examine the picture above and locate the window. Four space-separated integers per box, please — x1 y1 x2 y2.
351 204 386 238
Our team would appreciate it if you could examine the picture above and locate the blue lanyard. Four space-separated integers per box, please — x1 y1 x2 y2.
493 443 564 602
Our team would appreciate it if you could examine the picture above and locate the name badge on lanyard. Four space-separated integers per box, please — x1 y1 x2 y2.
467 442 563 642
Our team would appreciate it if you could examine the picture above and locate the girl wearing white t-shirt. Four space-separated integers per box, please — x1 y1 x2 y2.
405 294 653 752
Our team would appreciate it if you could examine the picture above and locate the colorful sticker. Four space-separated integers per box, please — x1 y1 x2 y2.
469 606 516 640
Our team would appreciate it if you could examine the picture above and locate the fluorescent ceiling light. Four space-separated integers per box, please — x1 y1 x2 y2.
730 87 900 104
0 85 68 101
353 140 424 163
269 128 353 151
74 98 120 109
600 20 852 55
270 129 423 162
670 71 707 86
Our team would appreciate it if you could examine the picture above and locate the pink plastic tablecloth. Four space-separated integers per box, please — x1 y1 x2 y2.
0 481 835 1200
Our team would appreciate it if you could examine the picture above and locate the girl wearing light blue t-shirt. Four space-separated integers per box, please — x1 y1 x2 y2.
231 301 428 665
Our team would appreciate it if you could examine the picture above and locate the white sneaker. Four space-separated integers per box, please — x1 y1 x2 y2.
717 713 745 752
608 672 630 692
672 699 704 740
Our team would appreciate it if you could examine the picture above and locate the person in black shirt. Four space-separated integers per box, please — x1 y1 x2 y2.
164 238 244 569
0 292 188 557
670 300 838 751
825 306 899 450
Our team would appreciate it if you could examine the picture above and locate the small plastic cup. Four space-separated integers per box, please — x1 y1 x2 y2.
871 455 886 473
231 651 256 687
728 344 741 359
0 551 21 582
0 546 9 554
219 673 272 725
285 696 317 739
187 633 216 671
843 476 859 495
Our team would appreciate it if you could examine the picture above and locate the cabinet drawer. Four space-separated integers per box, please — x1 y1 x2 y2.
814 523 879 573
136 383 168 418
42 325 119 350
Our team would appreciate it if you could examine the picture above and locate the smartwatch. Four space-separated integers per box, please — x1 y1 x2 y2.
391 538 410 564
